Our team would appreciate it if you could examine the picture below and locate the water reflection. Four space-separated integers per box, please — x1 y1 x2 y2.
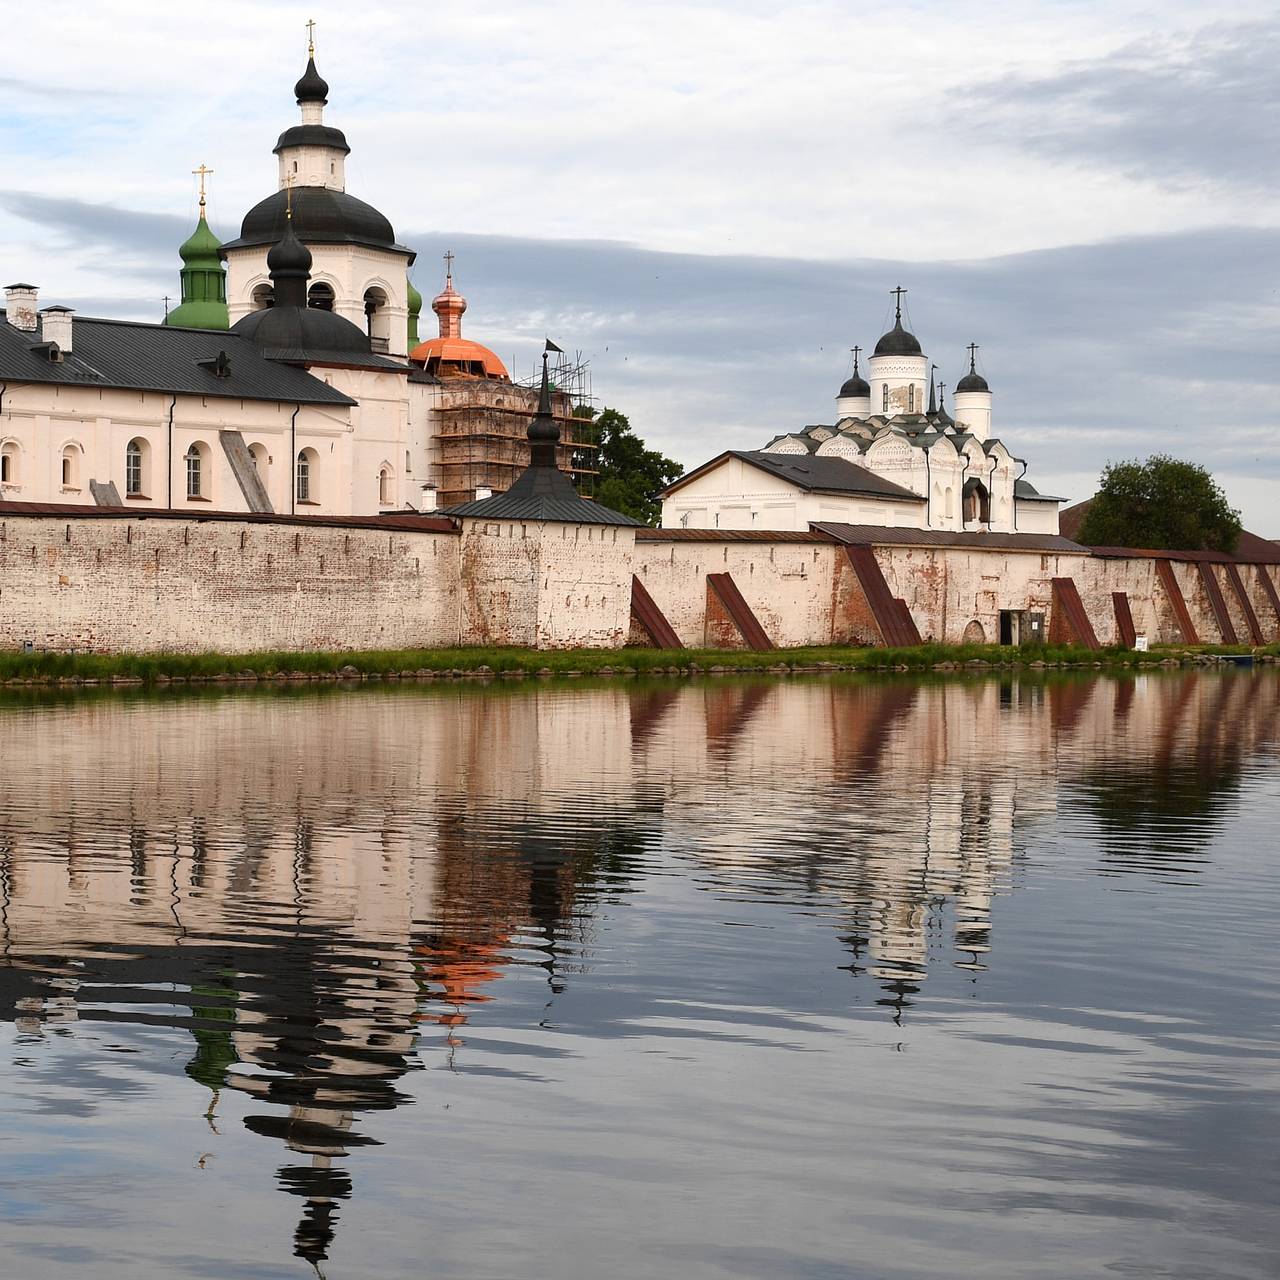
0 669 1275 1275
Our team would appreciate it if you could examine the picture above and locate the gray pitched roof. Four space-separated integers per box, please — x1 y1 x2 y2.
1014 478 1067 502
813 522 1087 553
0 313 356 405
667 450 923 502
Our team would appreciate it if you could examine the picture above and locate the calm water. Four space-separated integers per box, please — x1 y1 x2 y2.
0 669 1277 1279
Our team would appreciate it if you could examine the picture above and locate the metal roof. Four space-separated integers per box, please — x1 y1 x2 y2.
0 314 356 405
637 527 838 543
441 462 642 527
0 499 457 535
664 450 924 502
813 522 1090 553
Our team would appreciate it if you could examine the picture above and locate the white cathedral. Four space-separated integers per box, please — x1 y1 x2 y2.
0 41 1062 537
660 292 1063 535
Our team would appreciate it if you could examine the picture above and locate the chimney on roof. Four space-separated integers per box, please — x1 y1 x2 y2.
41 306 73 353
4 283 39 332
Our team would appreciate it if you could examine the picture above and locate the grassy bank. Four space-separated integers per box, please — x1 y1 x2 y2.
0 641 1275 687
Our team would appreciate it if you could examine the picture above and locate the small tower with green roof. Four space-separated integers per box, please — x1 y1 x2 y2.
406 276 423 348
165 164 229 330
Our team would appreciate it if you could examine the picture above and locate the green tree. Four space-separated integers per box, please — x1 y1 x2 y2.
1076 454 1241 552
580 407 683 526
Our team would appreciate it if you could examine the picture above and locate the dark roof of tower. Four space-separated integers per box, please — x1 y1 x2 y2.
442 353 641 526
839 372 870 396
442 461 643 525
956 369 990 393
266 220 313 276
229 305 403 370
295 56 329 104
873 319 923 357
220 187 411 259
273 123 351 156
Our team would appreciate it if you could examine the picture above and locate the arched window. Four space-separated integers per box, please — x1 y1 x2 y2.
1 441 18 486
125 438 150 497
378 465 393 506
61 444 82 490
308 281 335 311
882 384 889 413
908 384 915 413
296 448 318 504
364 286 390 352
962 478 991 525
185 442 210 500
944 485 955 519
251 283 275 311
248 443 269 477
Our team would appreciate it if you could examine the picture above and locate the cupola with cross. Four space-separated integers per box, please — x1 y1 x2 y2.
164 165 229 330
868 286 929 416
953 343 993 440
219 21 414 355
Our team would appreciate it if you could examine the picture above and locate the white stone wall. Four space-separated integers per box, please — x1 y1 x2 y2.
0 513 461 653
456 518 636 649
0 383 348 514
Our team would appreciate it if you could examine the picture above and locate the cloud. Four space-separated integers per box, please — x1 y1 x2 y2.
969 19 1280 191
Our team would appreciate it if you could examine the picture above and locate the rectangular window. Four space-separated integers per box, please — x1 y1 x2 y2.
126 452 142 496
908 385 915 413
62 456 71 486
186 452 201 499
296 457 310 503
1 456 9 484
882 385 889 413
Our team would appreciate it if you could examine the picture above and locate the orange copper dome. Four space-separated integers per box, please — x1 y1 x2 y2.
410 252 509 379
409 336 509 379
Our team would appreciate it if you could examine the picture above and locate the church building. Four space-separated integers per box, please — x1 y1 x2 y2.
0 37 595 518
660 291 1064 535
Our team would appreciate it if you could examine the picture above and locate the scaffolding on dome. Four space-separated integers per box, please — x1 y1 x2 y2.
428 348 601 508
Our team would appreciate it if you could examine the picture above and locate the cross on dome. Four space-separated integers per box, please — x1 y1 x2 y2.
890 286 907 322
306 17 316 55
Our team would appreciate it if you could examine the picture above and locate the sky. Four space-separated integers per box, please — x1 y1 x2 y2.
1 0 1277 530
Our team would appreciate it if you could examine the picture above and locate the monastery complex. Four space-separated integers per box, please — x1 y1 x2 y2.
0 42 1278 654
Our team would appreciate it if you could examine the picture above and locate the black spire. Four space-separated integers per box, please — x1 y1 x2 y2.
266 216 312 308
295 57 329 105
927 365 937 415
527 351 560 468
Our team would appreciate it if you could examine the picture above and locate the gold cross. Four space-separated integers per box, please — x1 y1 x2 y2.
192 163 213 206
306 18 316 54
284 171 295 217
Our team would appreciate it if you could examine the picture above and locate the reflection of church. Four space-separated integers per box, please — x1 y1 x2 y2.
0 670 1274 1262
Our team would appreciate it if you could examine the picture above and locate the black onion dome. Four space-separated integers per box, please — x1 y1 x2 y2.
295 56 329 104
273 124 351 156
266 222 312 276
956 370 990 393
231 304 373 358
873 319 923 357
839 373 870 397
220 187 406 257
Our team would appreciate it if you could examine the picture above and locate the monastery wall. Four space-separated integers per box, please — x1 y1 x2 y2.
0 513 461 654
631 535 870 648
0 511 1276 655
458 518 635 649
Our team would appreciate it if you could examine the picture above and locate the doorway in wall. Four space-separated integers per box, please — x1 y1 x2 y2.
999 610 1017 646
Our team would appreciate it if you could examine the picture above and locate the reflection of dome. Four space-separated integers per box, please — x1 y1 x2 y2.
873 318 922 357
409 337 508 379
221 187 401 255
